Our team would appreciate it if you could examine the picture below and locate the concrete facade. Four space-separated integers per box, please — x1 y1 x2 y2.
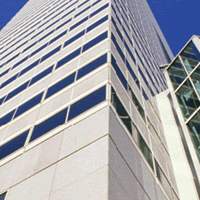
0 0 182 199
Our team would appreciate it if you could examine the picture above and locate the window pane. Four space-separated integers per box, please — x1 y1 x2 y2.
14 92 43 119
0 192 6 200
139 134 153 169
0 110 15 126
30 108 68 142
68 86 106 121
111 88 132 133
45 72 75 99
180 41 200 73
187 111 200 161
176 79 200 120
191 66 200 95
167 58 187 90
82 31 108 52
29 65 53 86
0 130 29 160
77 54 107 80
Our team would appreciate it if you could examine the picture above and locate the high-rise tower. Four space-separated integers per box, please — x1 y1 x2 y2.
0 0 182 199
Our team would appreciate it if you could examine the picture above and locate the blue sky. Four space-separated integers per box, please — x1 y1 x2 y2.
0 0 200 56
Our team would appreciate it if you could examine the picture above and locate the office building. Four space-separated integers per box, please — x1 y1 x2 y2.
0 0 193 199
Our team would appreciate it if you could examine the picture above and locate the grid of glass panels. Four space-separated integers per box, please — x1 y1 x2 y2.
167 38 200 161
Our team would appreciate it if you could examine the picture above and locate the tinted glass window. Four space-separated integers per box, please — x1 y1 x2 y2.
12 55 29 70
77 54 107 80
41 45 61 63
90 3 108 18
56 48 81 69
0 192 7 200
68 86 106 121
5 81 29 102
19 59 40 77
70 16 88 31
45 72 75 99
82 31 108 52
111 56 127 89
64 30 85 47
30 43 48 57
30 108 68 142
29 65 53 86
0 73 19 89
0 110 15 126
87 15 108 33
49 30 67 45
0 130 29 160
14 92 43 119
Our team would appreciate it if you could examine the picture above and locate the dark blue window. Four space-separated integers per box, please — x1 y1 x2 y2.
0 73 19 89
124 41 136 64
0 130 29 160
12 55 29 70
14 92 43 119
0 192 7 199
64 30 85 47
70 17 88 31
90 3 109 18
92 0 102 6
111 17 123 41
30 43 48 57
5 81 29 102
19 59 40 77
111 33 125 61
41 45 61 63
68 86 106 121
139 67 149 87
56 48 81 69
56 18 72 30
6 53 20 64
0 97 5 105
30 108 68 142
23 41 37 53
111 56 127 89
126 60 137 81
49 30 67 45
61 8 75 19
45 72 75 99
75 5 91 18
83 31 107 52
45 19 60 30
29 65 53 86
0 110 15 126
0 68 10 78
78 0 90 8
142 89 149 100
77 54 107 80
87 15 108 33
31 30 43 40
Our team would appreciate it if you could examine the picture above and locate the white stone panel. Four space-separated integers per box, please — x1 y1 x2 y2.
50 165 108 200
12 132 63 185
52 136 109 192
59 106 109 159
6 165 55 200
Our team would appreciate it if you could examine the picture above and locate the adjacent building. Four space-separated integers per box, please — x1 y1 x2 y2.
0 0 197 199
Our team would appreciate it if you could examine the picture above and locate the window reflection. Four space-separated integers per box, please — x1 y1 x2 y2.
180 41 200 73
187 111 200 161
191 66 200 95
167 58 187 90
176 79 200 120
